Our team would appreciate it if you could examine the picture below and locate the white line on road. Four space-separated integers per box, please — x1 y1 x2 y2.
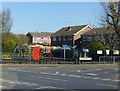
96 69 101 71
112 80 120 82
2 79 39 87
86 73 97 76
45 77 67 82
83 77 92 79
96 83 117 88
13 70 118 83
104 72 109 73
8 81 15 84
60 74 66 76
101 79 111 81
29 76 43 79
29 75 67 82
40 72 118 82
35 86 63 89
114 69 118 70
91 77 100 80
0 86 5 88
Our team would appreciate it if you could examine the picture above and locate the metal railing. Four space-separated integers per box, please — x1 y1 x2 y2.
99 56 120 64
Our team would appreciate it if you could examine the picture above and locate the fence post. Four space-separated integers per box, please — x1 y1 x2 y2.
113 57 115 64
99 57 100 64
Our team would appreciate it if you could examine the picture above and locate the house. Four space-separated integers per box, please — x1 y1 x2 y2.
51 25 93 48
80 27 120 49
26 32 54 45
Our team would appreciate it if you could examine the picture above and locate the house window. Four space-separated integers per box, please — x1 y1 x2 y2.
42 37 48 40
63 36 65 41
95 35 100 41
68 36 72 41
52 37 56 41
36 37 41 40
58 36 61 41
87 36 92 41
82 36 87 42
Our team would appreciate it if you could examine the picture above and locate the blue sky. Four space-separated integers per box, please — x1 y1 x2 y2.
2 2 101 34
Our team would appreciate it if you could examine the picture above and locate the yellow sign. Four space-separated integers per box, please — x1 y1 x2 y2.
113 50 119 55
106 50 110 55
97 50 102 54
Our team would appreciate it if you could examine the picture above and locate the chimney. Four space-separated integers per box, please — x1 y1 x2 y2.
68 26 71 31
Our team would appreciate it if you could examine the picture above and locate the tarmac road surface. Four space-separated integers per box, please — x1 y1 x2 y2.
0 64 120 91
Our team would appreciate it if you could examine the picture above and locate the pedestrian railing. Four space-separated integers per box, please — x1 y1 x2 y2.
99 56 120 64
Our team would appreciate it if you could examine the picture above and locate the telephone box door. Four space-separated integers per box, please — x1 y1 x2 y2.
32 46 40 61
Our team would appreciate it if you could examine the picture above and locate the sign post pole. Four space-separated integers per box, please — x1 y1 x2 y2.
64 48 65 61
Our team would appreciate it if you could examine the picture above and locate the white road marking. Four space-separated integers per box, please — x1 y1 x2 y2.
83 77 92 79
96 83 117 88
2 79 38 87
104 72 109 73
35 86 63 89
56 72 59 74
96 69 102 71
114 69 118 70
30 83 39 86
40 72 118 82
29 75 67 82
112 80 120 82
8 81 15 84
29 76 43 79
22 82 30 85
87 73 97 76
0 86 5 88
60 74 66 76
45 77 67 82
15 70 32 73
91 78 100 80
12 71 117 83
73 75 82 78
101 79 111 81
68 75 76 77
41 72 49 75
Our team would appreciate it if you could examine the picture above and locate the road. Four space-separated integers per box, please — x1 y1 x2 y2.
0 64 120 91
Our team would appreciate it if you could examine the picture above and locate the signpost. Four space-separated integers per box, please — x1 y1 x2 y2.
62 45 70 61
82 48 89 57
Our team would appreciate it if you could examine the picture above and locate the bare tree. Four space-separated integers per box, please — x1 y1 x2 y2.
0 8 13 33
99 1 120 38
97 1 120 49
94 28 120 49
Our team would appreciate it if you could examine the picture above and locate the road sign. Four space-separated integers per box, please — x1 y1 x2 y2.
62 45 70 50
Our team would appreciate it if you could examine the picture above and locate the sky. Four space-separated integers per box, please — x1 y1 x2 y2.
2 2 101 34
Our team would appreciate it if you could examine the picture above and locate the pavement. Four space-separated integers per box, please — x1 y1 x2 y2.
0 64 120 91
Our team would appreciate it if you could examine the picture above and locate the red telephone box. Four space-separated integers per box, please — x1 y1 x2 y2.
32 46 40 61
